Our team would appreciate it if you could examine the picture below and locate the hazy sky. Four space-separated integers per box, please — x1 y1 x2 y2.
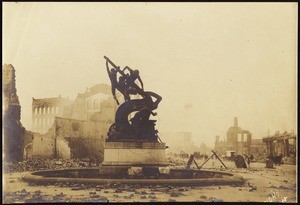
3 2 297 147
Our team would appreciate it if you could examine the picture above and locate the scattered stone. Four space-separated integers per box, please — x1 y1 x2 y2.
247 183 257 192
170 192 179 197
279 185 294 190
34 190 41 196
140 195 146 199
71 187 82 191
90 194 100 198
99 197 109 202
53 193 65 201
55 161 63 165
207 197 223 202
20 189 27 194
178 188 185 192
266 193 272 198
140 191 147 195
104 190 109 193
25 197 44 203
115 189 123 193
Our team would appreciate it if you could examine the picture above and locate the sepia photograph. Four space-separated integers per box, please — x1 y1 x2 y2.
2 2 297 203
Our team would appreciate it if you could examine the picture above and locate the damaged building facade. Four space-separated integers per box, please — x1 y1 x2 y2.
3 64 25 162
262 131 296 160
214 117 265 159
24 83 118 161
32 96 73 134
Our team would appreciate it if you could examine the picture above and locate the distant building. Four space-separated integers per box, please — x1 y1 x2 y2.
161 132 200 154
214 117 264 158
71 83 117 123
199 142 211 155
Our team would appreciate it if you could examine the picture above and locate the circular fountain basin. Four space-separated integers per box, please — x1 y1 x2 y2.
22 168 244 186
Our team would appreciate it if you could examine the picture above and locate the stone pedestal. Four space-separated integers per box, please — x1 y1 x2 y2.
101 141 168 167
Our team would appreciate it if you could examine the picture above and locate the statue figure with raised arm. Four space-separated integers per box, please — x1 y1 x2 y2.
104 56 162 142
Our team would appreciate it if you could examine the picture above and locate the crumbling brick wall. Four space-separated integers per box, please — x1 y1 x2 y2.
56 137 71 159
23 116 109 161
2 64 24 162
23 127 56 159
55 117 107 162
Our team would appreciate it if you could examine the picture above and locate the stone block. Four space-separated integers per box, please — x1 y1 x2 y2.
102 141 167 166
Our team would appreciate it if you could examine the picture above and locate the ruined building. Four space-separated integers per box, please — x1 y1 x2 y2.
2 64 25 162
32 96 73 134
262 131 296 158
214 117 264 158
24 83 118 161
70 83 116 123
23 116 108 160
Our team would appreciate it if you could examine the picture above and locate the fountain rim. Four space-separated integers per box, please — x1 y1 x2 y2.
22 168 244 186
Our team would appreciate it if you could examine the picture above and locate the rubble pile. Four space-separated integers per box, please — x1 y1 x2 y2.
282 157 296 165
3 158 100 173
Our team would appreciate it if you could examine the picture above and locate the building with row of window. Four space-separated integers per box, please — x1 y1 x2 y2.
27 83 119 159
31 83 118 134
32 96 73 133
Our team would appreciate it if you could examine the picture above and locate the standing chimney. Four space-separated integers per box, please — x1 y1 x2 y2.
234 117 238 127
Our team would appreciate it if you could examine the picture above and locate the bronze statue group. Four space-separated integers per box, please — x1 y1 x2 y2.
104 56 162 142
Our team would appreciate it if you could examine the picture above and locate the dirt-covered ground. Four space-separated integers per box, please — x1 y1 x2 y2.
2 156 297 203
